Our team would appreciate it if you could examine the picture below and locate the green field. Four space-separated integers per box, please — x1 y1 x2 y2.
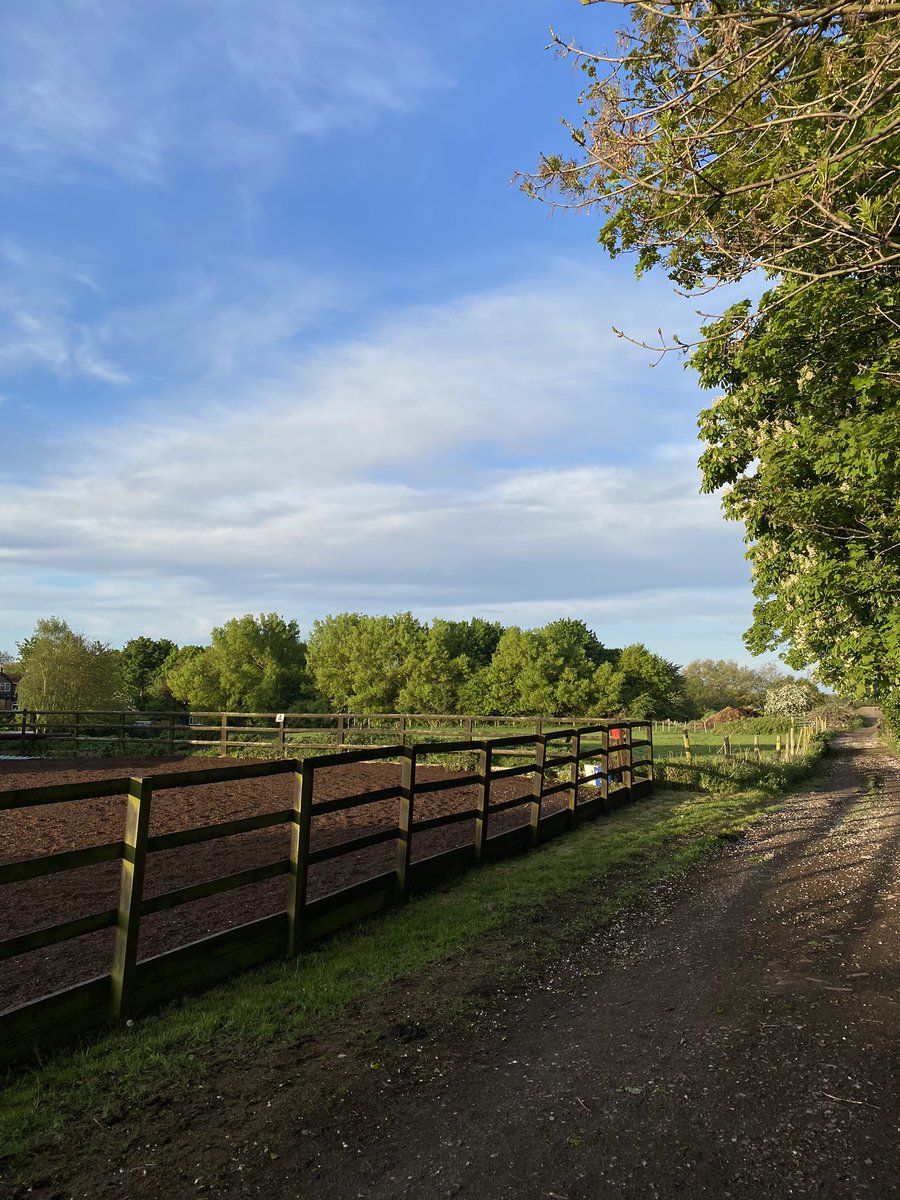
651 728 787 760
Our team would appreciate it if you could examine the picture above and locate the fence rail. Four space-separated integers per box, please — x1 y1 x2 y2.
0 708 642 759
0 721 652 1066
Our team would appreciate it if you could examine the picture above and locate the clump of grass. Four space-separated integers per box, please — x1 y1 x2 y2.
656 734 828 795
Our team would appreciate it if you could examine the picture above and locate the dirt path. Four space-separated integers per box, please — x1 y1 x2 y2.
10 715 900 1198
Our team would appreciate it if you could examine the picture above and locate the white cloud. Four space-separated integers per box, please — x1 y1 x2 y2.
0 0 442 183
0 258 752 658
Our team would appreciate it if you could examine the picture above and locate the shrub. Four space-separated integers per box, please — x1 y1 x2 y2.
764 682 812 716
656 736 827 795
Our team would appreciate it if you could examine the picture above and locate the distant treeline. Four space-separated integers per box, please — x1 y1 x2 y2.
8 613 824 720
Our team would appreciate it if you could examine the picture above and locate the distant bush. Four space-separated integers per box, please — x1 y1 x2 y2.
807 703 863 730
764 682 812 716
699 715 795 735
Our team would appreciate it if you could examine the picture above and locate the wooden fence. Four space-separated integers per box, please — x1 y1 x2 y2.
0 708 626 758
0 722 652 1067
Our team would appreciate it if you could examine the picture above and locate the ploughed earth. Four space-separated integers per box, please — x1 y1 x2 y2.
0 755 599 1013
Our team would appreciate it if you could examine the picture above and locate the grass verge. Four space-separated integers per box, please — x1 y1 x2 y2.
0 754 823 1166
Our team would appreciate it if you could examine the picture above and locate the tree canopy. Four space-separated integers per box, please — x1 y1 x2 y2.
119 637 177 710
14 610 791 721
165 614 313 713
526 0 900 717
681 658 783 714
526 0 900 295
16 617 122 713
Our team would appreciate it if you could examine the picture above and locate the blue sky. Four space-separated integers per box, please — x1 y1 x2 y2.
0 0 768 668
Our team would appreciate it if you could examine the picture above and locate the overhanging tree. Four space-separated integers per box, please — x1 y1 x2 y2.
525 0 900 712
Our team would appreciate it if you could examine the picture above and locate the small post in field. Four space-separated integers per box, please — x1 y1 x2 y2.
776 733 782 756
110 776 153 1019
336 713 345 751
220 712 228 756
723 735 731 758
399 715 407 748
474 742 492 864
396 748 416 900
753 734 760 758
682 729 693 764
287 760 315 953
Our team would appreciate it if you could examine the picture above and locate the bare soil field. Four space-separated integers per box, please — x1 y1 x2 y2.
0 755 579 1013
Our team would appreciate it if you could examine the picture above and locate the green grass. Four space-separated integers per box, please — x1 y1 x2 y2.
653 728 790 759
0 760 818 1166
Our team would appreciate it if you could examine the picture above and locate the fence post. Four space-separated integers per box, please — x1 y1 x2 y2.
567 731 580 829
110 777 153 1019
682 729 693 764
399 715 407 748
287 760 314 954
19 709 27 754
474 742 492 864
529 735 547 848
776 733 782 756
723 735 731 758
220 712 228 756
119 712 126 753
754 734 760 758
464 715 474 739
73 710 80 754
168 713 176 756
396 748 416 900
336 713 345 751
600 727 610 812
648 722 655 784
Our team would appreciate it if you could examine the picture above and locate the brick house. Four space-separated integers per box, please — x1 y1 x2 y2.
0 667 19 712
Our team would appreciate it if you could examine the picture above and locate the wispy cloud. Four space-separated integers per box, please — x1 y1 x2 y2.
0 0 442 183
0 240 129 384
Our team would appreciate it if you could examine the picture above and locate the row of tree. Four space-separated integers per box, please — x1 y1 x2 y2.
8 614 820 720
